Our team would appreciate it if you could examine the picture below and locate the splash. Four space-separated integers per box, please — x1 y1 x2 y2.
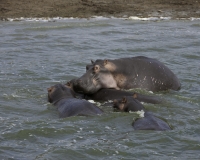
129 110 145 118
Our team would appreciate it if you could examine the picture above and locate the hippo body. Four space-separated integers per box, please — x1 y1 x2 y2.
133 112 171 131
132 92 162 104
85 89 132 101
55 98 103 118
113 96 171 131
47 84 103 118
73 56 181 94
66 80 162 104
87 89 162 104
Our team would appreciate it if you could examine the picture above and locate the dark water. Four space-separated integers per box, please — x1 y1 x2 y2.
0 18 200 160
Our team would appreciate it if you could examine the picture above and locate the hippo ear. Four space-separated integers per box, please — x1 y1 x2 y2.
122 97 127 103
47 88 52 92
91 60 94 64
94 65 100 72
104 59 108 65
133 93 137 99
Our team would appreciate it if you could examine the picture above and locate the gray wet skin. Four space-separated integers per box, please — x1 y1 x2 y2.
113 96 171 131
47 84 103 118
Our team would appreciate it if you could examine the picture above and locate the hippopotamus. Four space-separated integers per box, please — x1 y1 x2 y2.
73 56 181 94
113 96 171 131
85 89 162 104
66 79 162 104
47 84 103 118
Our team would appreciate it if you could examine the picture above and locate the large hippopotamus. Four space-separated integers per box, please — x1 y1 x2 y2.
47 84 103 118
73 56 181 94
113 96 171 131
66 79 162 104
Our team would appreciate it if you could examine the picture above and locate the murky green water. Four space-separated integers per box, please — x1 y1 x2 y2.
0 18 200 159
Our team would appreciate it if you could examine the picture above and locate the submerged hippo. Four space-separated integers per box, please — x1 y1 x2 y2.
47 84 103 118
85 89 162 104
66 79 162 104
73 56 181 94
113 96 171 131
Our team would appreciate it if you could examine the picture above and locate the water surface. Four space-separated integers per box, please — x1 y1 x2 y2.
0 18 200 159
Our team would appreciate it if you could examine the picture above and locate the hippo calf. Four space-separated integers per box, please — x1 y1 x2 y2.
47 84 103 118
73 56 181 94
113 96 171 131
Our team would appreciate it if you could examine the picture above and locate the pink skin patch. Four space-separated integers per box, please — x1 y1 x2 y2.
104 60 116 72
99 73 119 89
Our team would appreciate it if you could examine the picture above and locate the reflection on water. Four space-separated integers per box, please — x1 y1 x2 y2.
0 18 200 159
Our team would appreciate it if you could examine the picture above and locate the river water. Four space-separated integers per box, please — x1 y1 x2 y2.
0 17 200 160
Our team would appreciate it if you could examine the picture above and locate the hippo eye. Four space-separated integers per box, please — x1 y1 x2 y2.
94 66 98 70
93 65 100 73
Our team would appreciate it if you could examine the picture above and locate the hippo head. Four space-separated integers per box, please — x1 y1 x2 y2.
47 84 75 103
113 96 145 112
86 59 117 72
73 60 119 94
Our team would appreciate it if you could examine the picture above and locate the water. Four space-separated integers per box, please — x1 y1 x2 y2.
0 18 200 159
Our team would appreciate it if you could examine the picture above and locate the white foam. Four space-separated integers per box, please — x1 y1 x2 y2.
91 16 111 20
149 91 154 94
136 110 145 118
105 126 111 130
130 110 145 118
11 93 22 98
88 100 95 103
190 17 200 21
3 16 200 22
3 93 22 98
6 17 76 22
127 16 171 21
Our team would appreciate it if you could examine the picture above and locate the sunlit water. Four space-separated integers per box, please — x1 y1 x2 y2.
0 18 200 160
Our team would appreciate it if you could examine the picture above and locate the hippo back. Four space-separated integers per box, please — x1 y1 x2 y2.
108 56 181 91
56 98 103 118
132 112 171 131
